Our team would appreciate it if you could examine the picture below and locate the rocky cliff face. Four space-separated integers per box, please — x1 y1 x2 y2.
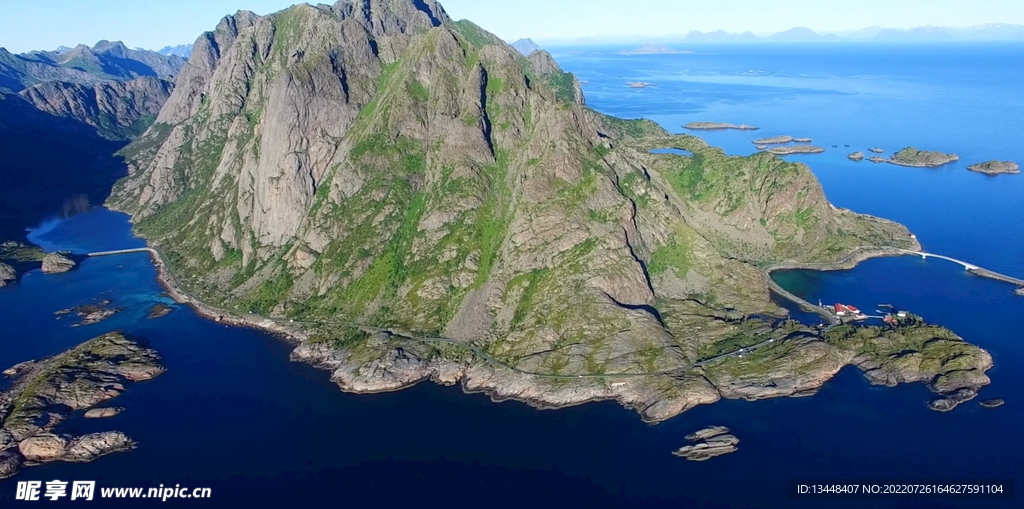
17 76 172 139
110 0 935 421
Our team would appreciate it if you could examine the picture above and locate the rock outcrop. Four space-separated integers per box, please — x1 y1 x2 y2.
848 151 865 161
674 426 739 461
0 261 15 286
107 0 970 424
84 407 124 419
889 147 960 168
0 332 164 479
684 122 758 131
41 252 77 274
967 161 1019 175
752 135 794 144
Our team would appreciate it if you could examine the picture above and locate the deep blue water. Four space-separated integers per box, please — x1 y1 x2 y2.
2 43 1023 508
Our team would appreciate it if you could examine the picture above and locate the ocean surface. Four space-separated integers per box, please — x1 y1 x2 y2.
2 43 1023 507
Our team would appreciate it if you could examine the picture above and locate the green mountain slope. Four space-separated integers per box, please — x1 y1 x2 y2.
109 0 988 420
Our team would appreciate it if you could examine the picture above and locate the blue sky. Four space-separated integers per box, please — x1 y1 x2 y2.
2 0 1022 53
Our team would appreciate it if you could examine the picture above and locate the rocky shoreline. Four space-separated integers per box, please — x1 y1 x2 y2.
137 234 993 421
0 332 165 479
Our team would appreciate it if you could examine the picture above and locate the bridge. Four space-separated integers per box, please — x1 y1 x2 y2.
900 250 980 270
87 248 158 258
898 249 1024 287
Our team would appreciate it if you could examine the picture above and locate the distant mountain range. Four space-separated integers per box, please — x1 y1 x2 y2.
537 23 1024 45
158 44 193 58
1 40 186 93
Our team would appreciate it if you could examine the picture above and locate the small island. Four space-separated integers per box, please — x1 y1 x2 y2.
793 137 813 143
868 156 888 163
967 161 1019 176
766 145 825 155
980 399 1005 409
752 135 794 145
684 122 759 131
868 147 885 153
0 332 165 479
627 82 655 88
620 44 693 55
889 147 960 168
55 299 121 327
673 426 739 461
848 151 865 161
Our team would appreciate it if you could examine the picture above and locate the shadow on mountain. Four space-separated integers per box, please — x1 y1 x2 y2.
0 95 128 241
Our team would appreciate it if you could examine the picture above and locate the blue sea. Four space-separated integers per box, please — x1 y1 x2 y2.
2 43 1023 507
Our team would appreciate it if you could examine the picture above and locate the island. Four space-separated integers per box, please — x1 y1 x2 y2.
888 147 960 168
980 399 1005 409
105 6 997 426
683 122 759 131
673 426 739 461
967 160 1019 175
620 44 692 55
868 156 889 163
0 332 165 479
766 145 825 155
752 135 794 144
627 82 655 88
41 252 77 274
793 137 813 143
848 151 865 161
869 147 885 153
0 241 45 285
54 299 121 327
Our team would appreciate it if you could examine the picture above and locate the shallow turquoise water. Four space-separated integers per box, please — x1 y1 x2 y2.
2 43 1023 507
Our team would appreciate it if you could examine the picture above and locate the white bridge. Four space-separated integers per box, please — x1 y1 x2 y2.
901 250 980 270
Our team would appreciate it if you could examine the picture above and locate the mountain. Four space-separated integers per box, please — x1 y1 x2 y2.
509 38 540 55
0 41 185 93
109 0 982 421
682 30 758 43
17 76 172 139
158 44 194 58
766 27 835 42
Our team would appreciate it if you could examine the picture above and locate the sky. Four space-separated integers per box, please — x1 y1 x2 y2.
1 0 1023 53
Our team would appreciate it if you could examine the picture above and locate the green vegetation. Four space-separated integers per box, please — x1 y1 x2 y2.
648 226 695 276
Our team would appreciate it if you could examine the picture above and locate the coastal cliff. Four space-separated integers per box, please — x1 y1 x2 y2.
107 0 986 422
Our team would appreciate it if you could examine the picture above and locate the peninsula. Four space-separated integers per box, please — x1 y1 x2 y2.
967 160 1019 175
889 147 960 168
106 0 994 423
684 122 759 131
0 332 165 479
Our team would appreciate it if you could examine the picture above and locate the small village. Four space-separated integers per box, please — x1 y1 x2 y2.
823 301 916 328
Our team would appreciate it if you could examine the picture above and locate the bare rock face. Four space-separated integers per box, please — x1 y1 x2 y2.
0 450 23 478
84 407 124 419
64 432 136 462
19 77 173 139
0 261 15 286
41 252 77 274
19 433 69 462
